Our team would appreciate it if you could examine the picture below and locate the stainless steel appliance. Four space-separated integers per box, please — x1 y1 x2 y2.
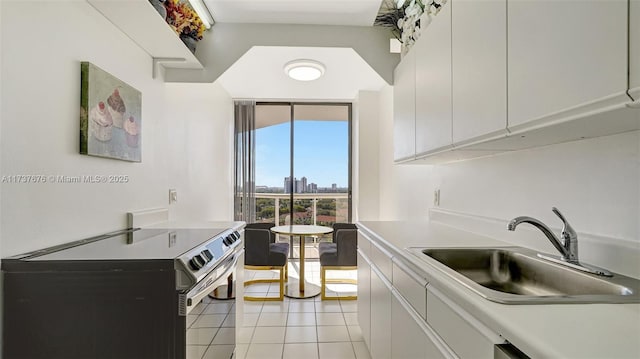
2 223 244 359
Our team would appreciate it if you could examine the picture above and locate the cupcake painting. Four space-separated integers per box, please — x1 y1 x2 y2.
80 62 142 162
124 115 139 148
107 89 126 128
89 101 113 142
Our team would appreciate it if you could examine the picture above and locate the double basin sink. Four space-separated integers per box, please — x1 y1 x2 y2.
407 246 640 304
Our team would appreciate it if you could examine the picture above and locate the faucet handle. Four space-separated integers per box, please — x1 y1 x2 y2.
552 207 577 241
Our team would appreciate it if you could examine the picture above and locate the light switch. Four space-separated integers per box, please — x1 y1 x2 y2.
169 189 178 204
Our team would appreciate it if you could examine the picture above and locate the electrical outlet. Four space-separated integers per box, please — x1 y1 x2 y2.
434 189 440 206
168 232 177 247
169 189 178 204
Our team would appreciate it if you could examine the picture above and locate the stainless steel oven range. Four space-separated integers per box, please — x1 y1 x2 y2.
1 223 244 359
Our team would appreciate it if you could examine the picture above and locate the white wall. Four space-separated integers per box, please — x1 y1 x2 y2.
354 91 380 221
378 85 437 220
374 85 640 275
164 83 234 222
0 1 234 257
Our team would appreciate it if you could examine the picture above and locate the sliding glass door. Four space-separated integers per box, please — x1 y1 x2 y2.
253 102 352 258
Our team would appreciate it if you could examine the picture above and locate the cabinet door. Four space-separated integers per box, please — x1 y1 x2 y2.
357 251 371 349
370 267 391 359
508 0 628 128
415 3 453 155
452 0 507 144
426 287 499 359
393 50 416 161
391 294 446 359
631 0 640 99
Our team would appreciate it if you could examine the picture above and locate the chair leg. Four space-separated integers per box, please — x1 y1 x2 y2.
320 266 357 300
244 265 287 302
321 266 326 300
284 262 289 282
279 265 285 300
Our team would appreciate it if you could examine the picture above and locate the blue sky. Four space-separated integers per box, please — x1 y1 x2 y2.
255 120 349 188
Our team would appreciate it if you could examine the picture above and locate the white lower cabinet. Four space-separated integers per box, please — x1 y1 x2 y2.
370 265 392 359
358 230 503 359
427 287 502 359
357 251 371 348
391 291 447 359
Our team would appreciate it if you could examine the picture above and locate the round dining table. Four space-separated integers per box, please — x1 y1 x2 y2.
270 224 333 298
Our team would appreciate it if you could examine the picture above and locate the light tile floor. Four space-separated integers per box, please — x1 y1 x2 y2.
187 259 369 359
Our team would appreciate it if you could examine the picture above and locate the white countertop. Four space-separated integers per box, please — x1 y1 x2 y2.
357 220 640 359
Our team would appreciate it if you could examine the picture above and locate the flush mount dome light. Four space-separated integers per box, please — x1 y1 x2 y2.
284 59 325 81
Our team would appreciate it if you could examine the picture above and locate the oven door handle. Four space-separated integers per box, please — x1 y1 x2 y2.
183 249 243 313
217 249 242 279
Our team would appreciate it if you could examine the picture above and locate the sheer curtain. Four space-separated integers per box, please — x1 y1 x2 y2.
234 100 256 222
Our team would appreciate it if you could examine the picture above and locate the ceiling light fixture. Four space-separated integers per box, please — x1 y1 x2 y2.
284 59 326 81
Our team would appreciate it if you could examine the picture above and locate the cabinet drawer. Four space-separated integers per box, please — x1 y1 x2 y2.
369 241 392 281
357 231 371 259
427 287 502 359
392 259 427 319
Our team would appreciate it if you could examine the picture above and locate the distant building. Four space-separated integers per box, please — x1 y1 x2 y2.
285 176 308 193
284 176 292 193
307 183 318 193
331 183 337 192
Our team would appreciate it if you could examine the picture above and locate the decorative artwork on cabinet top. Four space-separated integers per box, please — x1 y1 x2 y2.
375 0 448 56
80 62 142 162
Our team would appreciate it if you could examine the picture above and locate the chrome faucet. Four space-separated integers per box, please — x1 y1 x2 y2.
508 207 578 263
508 207 611 276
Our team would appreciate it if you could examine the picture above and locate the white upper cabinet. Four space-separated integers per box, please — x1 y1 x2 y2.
631 0 640 99
393 50 416 161
415 4 453 156
451 0 507 144
507 0 628 129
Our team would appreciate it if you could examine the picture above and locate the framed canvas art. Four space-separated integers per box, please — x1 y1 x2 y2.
80 62 142 162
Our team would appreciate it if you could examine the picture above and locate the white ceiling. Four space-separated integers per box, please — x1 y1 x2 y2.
216 46 387 100
203 0 383 26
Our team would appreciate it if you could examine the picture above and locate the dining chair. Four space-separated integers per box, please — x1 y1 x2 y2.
318 223 358 300
243 222 289 301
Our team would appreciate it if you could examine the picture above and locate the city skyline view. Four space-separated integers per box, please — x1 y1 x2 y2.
255 120 349 189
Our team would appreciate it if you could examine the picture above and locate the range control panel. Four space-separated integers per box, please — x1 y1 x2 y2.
188 231 241 271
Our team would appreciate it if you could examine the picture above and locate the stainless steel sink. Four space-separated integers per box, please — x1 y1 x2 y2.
407 247 640 304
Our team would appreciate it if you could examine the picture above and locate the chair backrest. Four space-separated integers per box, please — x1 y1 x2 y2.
333 223 357 266
332 223 357 243
244 222 276 265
